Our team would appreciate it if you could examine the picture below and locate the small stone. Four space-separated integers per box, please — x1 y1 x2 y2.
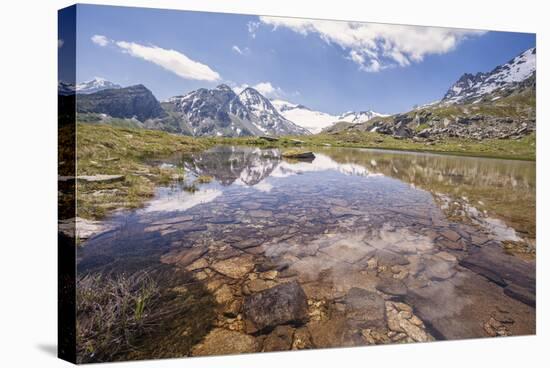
399 317 431 342
185 258 209 271
434 251 457 263
374 250 410 266
214 284 234 305
245 278 276 294
393 302 413 313
409 315 424 326
376 277 408 297
211 255 255 279
361 328 390 344
292 327 313 350
262 325 295 352
260 270 278 280
440 229 461 242
437 238 465 251
224 299 242 318
191 328 259 356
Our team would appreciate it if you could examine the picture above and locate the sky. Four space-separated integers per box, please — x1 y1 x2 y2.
59 4 536 115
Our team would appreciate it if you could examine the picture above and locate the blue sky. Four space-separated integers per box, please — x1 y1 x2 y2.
61 4 535 114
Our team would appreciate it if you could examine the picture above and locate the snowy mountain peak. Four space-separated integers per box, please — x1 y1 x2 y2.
271 99 339 134
337 110 388 124
271 99 387 134
76 78 122 94
239 88 278 115
443 47 536 103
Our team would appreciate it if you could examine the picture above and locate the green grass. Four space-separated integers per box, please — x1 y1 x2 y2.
76 123 211 219
211 131 535 161
194 175 213 184
414 123 430 132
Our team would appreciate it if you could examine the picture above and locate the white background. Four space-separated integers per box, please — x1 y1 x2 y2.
0 0 547 366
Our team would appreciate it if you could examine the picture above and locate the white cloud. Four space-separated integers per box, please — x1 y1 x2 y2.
259 16 485 72
233 81 284 98
90 34 220 81
247 21 260 38
91 34 109 47
114 40 220 81
58 39 64 48
232 45 243 54
232 45 250 55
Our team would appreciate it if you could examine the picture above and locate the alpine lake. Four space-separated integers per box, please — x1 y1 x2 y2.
77 145 536 360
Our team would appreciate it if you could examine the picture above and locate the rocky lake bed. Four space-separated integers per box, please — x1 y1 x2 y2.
75 145 536 361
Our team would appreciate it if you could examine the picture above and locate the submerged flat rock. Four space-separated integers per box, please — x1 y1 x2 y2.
459 244 535 305
406 272 535 340
59 174 125 183
211 254 255 279
160 247 208 267
344 287 386 328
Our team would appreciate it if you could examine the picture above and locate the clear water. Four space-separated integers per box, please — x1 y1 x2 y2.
78 146 536 355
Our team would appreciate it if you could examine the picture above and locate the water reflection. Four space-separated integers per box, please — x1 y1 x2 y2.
179 146 534 243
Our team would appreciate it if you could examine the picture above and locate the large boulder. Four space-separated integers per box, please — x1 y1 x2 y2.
244 281 308 333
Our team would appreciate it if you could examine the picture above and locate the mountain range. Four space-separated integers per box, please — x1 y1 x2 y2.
326 47 536 140
160 84 309 137
68 79 383 136
63 47 535 139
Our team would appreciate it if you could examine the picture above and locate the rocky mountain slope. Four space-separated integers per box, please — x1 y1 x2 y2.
161 84 309 137
77 84 166 122
443 48 535 104
237 88 310 135
325 48 536 140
